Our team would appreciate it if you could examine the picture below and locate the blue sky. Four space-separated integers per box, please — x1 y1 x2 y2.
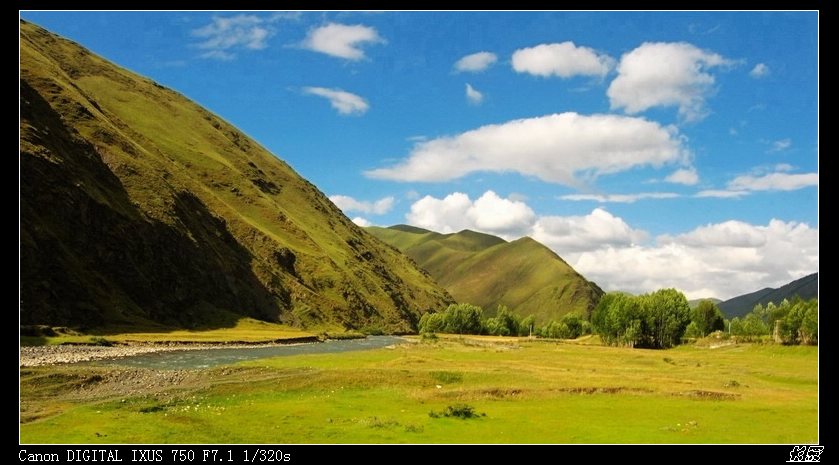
20 11 818 300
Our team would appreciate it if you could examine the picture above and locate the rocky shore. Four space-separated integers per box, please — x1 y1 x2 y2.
19 340 318 367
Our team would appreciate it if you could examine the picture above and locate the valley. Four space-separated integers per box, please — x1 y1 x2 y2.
19 13 818 447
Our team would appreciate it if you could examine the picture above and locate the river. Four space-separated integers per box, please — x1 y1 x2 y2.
94 335 406 370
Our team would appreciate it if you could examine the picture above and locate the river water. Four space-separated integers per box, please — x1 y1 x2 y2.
97 336 406 370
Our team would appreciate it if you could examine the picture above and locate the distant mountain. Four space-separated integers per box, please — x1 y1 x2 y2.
718 273 818 318
20 21 452 332
367 225 603 321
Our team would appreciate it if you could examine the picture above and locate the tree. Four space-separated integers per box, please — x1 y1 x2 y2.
518 315 536 336
419 312 446 334
798 300 818 345
642 289 691 349
692 300 725 337
442 303 483 334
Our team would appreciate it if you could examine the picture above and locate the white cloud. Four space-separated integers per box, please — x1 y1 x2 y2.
302 23 384 60
768 138 792 152
465 83 484 105
512 42 614 78
728 171 818 192
560 192 680 203
694 189 750 199
750 63 770 78
532 208 648 252
351 217 373 227
454 51 497 72
407 191 536 238
192 14 276 60
574 219 818 300
329 195 394 215
664 168 699 185
302 87 369 115
672 220 767 248
366 112 687 187
607 42 732 121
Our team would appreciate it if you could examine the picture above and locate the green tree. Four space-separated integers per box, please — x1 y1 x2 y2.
641 289 691 349
442 303 483 334
798 300 818 345
419 312 446 334
560 312 584 339
692 300 725 337
518 315 536 336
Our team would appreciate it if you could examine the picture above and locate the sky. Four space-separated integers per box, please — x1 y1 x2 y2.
20 11 818 300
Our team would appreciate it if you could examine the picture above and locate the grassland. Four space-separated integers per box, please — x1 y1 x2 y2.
20 336 817 443
20 318 319 346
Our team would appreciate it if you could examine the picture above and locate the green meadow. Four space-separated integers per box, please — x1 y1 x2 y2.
20 336 817 443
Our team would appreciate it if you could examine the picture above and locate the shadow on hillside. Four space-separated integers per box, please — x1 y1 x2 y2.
21 79 286 332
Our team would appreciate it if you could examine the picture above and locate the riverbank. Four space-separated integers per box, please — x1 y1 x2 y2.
19 338 322 367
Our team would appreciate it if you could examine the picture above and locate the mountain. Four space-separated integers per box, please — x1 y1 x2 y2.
19 21 452 333
718 273 818 318
367 225 603 321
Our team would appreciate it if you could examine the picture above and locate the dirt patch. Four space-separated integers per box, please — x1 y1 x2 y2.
678 390 740 400
480 388 524 398
558 386 653 395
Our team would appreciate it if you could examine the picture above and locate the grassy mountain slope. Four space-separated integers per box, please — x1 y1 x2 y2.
20 20 452 333
367 225 603 321
718 273 818 318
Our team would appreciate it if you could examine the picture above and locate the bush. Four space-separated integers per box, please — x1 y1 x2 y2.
429 404 484 419
89 336 113 347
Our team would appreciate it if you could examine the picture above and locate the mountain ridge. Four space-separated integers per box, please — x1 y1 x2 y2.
367 225 603 321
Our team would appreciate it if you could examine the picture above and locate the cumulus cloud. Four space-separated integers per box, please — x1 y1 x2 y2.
607 42 732 121
560 192 680 203
768 138 792 152
532 208 647 252
302 87 369 115
465 83 484 105
192 14 276 60
454 51 497 72
512 42 614 78
727 171 818 191
750 63 770 78
351 217 373 227
664 168 699 185
574 219 818 300
366 112 687 187
329 195 394 215
302 23 384 60
407 191 536 237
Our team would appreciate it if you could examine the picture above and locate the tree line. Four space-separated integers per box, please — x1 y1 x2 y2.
418 291 817 348
729 297 818 345
418 304 591 340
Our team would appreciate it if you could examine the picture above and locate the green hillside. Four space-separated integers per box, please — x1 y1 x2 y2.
19 21 452 333
367 225 603 321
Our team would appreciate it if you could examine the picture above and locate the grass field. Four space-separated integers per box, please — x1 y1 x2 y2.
19 336 817 443
20 318 318 346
